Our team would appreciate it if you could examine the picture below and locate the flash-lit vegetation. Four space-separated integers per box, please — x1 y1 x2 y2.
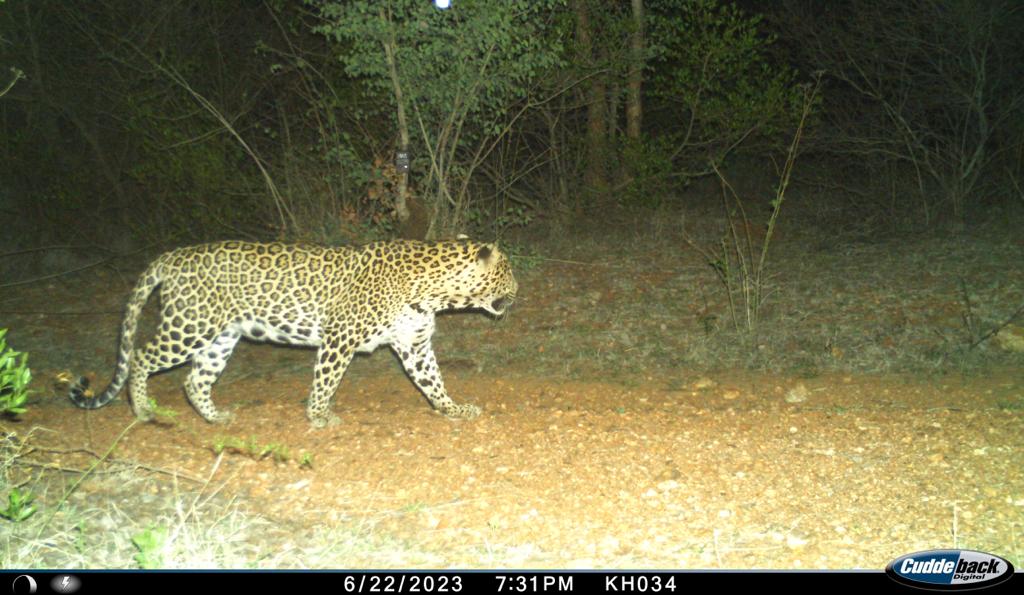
1 0 1022 570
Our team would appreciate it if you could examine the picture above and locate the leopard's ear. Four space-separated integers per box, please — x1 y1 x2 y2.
476 245 493 262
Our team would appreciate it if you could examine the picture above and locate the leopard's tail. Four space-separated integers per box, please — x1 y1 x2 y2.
69 256 166 410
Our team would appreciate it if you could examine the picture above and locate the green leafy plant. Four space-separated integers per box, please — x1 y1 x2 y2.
211 435 291 464
0 488 37 522
0 329 31 418
504 242 543 273
649 0 808 168
132 525 168 569
466 202 536 237
313 0 563 236
147 399 180 422
617 137 679 208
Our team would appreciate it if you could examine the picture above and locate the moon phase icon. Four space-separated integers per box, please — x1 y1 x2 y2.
11 575 37 594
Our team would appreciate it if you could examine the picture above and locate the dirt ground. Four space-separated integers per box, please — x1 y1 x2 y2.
2 232 1022 569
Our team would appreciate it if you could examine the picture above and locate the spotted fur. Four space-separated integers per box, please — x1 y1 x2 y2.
69 239 518 428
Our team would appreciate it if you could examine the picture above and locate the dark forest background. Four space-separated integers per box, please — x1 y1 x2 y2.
2 3 1023 568
1 0 1022 272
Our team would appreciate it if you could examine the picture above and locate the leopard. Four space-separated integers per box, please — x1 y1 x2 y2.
69 239 518 428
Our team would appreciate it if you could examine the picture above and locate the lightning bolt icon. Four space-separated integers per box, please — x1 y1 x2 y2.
60 577 70 591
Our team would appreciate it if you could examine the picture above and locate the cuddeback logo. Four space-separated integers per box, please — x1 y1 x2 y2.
886 549 1014 590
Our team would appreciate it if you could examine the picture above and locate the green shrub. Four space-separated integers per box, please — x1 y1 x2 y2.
0 329 31 418
0 487 36 522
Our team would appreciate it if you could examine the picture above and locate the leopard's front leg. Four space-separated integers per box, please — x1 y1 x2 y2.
393 338 480 419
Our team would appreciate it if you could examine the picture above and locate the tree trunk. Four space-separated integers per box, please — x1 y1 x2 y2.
574 0 607 209
608 81 620 140
626 0 644 140
380 7 411 224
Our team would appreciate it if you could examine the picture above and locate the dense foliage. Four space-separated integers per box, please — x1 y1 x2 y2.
1 0 1020 263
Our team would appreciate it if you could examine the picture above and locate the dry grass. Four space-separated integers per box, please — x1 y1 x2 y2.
437 214 1024 381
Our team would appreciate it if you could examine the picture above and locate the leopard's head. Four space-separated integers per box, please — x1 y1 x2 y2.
475 243 518 316
442 241 518 316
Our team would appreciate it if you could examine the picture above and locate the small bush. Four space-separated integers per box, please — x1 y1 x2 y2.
0 487 37 522
0 329 31 418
